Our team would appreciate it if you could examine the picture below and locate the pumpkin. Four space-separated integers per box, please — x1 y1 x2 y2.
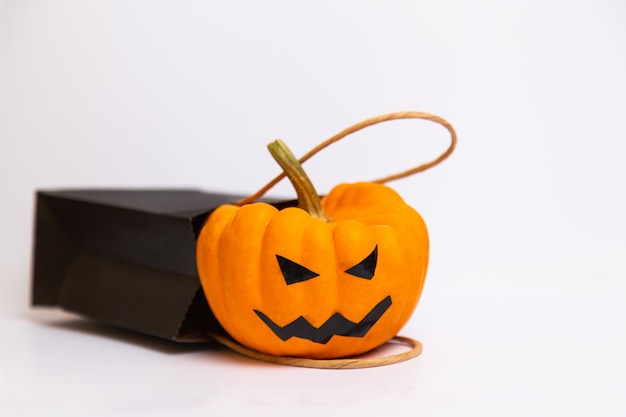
196 139 429 359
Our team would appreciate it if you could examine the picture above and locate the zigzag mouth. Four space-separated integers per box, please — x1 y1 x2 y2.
254 296 392 344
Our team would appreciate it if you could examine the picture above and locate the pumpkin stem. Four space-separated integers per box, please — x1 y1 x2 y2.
267 139 328 221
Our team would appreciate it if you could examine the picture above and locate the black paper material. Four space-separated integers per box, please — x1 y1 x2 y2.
31 189 255 342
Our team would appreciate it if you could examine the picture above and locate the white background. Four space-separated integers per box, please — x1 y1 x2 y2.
1 1 625 416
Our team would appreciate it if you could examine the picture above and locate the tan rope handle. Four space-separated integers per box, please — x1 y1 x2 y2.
209 332 422 369
236 111 457 206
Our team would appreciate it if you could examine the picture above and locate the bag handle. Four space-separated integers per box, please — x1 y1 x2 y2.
210 332 422 369
236 111 457 206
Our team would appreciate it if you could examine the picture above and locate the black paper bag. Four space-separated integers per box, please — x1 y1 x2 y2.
31 189 257 342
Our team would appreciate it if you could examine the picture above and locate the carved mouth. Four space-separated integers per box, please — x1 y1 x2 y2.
253 296 392 344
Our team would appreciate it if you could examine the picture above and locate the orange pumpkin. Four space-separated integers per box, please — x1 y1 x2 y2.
196 140 429 359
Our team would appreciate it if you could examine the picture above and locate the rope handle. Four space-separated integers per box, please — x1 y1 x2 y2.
236 111 457 206
209 332 422 369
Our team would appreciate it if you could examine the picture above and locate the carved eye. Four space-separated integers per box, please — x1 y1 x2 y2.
344 245 378 279
276 255 320 285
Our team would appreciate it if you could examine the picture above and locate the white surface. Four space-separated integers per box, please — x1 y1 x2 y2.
1 1 626 415
2 279 625 416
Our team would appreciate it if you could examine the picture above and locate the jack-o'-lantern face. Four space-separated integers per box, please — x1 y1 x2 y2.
196 182 429 359
256 245 388 344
